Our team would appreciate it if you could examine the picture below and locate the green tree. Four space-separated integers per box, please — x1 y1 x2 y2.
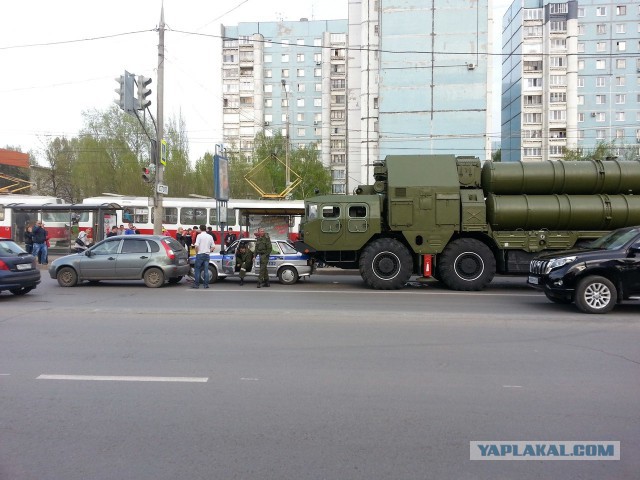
491 148 501 163
562 140 638 162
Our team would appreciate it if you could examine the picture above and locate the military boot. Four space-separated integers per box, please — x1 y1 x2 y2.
256 281 261 288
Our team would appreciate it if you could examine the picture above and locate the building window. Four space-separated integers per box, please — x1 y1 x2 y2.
264 84 272 93
577 43 585 53
549 92 566 103
281 113 287 122
550 56 566 67
596 6 606 16
296 53 305 62
616 76 625 86
297 68 305 77
578 25 585 35
616 94 626 104
523 148 542 157
578 113 584 122
523 130 542 138
596 76 606 87
525 78 543 88
282 54 289 62
596 112 606 122
315 83 322 92
597 24 607 34
616 41 626 51
596 95 606 104
596 60 606 70
615 112 625 121
282 39 289 48
281 69 289 78
331 94 346 105
264 69 272 78
297 127 306 136
578 130 585 139
578 78 584 87
330 110 345 120
331 154 345 164
550 38 567 49
550 21 566 32
577 7 585 17
264 40 272 48
314 38 322 47
314 113 322 122
264 114 272 123
296 113 304 122
549 75 566 86
616 5 626 15
524 9 542 20
524 95 542 105
578 60 585 70
297 83 305 93
297 98 305 107
550 110 566 121
314 53 322 63
281 99 289 107
596 42 606 52
577 95 584 105
549 146 565 155
264 54 272 63
616 59 626 69
314 68 322 77
615 129 625 138
549 3 568 14
523 113 542 123
314 98 321 107
264 98 272 107
616 24 626 34
332 184 346 194
596 129 606 139
296 38 304 46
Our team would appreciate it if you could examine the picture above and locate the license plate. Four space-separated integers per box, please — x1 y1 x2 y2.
528 275 539 285
16 264 32 271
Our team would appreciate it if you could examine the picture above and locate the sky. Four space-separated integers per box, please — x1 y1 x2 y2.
1 0 511 165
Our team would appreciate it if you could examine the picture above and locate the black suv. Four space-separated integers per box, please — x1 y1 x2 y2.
528 226 640 314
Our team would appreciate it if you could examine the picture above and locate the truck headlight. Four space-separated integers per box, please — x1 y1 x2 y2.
544 256 577 274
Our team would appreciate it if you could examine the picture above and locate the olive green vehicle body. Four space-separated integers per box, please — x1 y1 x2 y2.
295 155 640 290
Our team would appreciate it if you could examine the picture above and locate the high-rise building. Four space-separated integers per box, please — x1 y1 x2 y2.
221 20 349 194
349 0 493 189
501 0 638 162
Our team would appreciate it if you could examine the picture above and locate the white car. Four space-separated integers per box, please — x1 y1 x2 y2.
189 238 315 285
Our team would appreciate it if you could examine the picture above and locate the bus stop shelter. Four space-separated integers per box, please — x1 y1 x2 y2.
237 205 305 241
8 203 121 254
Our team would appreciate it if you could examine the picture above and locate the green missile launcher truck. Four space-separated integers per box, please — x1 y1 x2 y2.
294 155 640 290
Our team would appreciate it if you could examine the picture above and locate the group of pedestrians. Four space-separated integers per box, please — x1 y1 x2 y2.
24 221 49 265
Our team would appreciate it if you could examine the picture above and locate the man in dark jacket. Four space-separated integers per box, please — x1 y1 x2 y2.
31 221 48 265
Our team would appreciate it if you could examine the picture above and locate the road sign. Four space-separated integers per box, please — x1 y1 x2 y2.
156 184 169 195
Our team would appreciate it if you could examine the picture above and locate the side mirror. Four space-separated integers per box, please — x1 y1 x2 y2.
629 245 640 255
85 250 93 257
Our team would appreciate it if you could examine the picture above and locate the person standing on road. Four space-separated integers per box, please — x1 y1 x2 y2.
24 222 34 254
235 243 254 286
254 227 271 288
191 224 215 289
31 221 48 265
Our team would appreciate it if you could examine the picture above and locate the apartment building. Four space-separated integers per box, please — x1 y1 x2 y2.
501 0 638 162
349 0 493 187
220 20 349 194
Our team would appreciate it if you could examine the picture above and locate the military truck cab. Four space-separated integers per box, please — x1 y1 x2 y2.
296 194 382 269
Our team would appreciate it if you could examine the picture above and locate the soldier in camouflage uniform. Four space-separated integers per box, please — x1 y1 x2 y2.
235 243 254 286
254 228 272 288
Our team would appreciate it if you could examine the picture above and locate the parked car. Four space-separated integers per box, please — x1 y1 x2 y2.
189 238 315 285
0 238 41 295
528 226 640 313
49 235 189 288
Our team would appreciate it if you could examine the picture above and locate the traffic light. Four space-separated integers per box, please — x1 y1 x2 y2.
114 71 135 114
142 166 153 183
137 75 152 110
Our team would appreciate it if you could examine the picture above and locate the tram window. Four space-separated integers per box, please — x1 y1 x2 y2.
180 207 206 225
227 208 236 225
163 207 178 224
123 208 134 222
0 209 5 221
209 210 217 224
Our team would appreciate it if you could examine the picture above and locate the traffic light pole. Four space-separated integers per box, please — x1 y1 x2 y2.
154 6 165 235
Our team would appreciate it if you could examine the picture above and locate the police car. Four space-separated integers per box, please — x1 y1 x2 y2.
189 238 315 285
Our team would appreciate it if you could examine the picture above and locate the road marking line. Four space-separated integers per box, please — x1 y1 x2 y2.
503 385 523 388
240 377 259 381
37 374 208 383
221 289 538 297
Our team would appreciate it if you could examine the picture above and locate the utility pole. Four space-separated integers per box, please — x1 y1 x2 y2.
281 80 291 187
154 6 165 235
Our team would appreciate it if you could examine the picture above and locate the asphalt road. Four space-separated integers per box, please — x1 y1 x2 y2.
1 271 639 480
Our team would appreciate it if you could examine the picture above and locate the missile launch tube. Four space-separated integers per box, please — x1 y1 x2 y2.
481 160 640 195
486 194 640 230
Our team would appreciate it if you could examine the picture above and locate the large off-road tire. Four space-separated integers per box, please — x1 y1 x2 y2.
574 276 617 314
278 266 298 285
437 238 496 291
359 238 413 290
57 266 78 287
143 268 165 288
